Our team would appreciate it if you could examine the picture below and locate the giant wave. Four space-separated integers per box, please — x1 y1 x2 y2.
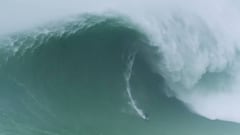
1 0 240 131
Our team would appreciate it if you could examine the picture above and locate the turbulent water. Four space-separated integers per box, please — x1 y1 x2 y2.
1 0 240 135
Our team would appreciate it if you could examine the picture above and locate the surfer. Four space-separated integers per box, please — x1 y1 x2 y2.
143 112 150 121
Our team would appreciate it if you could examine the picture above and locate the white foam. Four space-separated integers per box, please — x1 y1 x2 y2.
130 0 240 123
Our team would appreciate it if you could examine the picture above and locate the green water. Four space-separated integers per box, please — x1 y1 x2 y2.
0 16 240 135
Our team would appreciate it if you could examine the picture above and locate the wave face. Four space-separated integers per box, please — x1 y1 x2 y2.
0 16 151 134
1 0 240 134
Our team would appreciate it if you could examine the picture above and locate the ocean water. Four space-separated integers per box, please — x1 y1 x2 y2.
1 0 240 135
